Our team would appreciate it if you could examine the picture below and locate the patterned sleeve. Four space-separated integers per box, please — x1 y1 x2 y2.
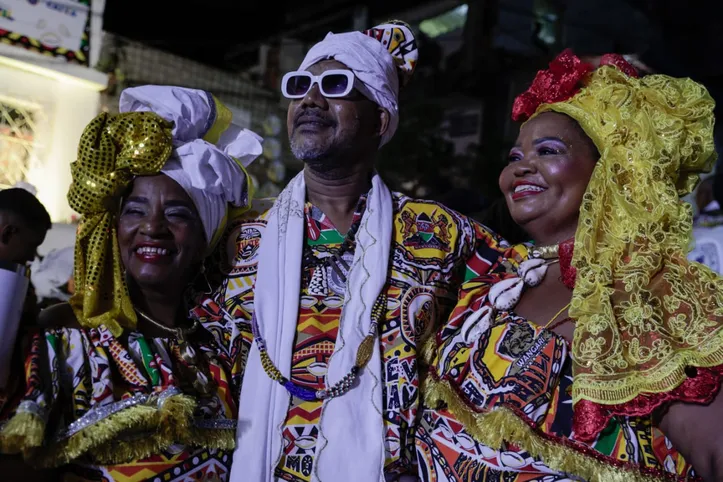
438 221 523 342
189 206 260 395
0 324 238 467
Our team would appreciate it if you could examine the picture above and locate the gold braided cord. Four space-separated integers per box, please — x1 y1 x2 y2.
532 66 723 405
423 377 671 482
68 112 174 336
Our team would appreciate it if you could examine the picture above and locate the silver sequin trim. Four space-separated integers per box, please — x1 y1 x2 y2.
55 387 183 441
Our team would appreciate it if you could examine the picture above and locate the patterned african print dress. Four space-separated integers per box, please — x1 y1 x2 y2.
419 244 698 482
193 192 511 480
0 321 242 481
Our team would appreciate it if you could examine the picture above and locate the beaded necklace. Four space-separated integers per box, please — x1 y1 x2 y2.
253 197 386 401
251 294 386 401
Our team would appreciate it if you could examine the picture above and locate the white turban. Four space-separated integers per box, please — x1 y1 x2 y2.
299 31 400 147
119 85 263 245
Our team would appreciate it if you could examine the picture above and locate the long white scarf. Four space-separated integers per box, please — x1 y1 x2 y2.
231 170 393 481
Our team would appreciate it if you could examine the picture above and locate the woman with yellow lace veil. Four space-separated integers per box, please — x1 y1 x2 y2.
419 51 723 481
0 85 262 481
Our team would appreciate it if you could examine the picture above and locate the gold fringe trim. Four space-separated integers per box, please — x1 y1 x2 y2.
419 334 438 367
1 393 236 467
186 427 236 451
91 429 170 465
35 393 197 468
88 426 235 465
0 411 45 455
424 377 671 482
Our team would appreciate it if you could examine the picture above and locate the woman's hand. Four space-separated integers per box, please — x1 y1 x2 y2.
660 389 723 481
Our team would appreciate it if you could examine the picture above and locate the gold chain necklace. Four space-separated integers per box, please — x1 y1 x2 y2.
135 308 200 342
135 308 214 396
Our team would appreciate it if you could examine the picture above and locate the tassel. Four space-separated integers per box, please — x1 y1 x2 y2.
0 411 45 455
33 393 198 468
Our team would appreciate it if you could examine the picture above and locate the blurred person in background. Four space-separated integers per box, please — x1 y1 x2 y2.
0 187 50 266
0 187 51 325
30 246 75 308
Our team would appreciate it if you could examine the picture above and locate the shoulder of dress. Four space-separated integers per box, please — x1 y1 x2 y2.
393 195 468 221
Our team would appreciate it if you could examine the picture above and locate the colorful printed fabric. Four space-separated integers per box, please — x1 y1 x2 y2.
0 323 241 481
192 192 511 479
276 198 366 481
63 448 231 482
422 245 698 481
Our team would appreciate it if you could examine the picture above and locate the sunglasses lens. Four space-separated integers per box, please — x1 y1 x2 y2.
286 75 312 96
321 74 350 96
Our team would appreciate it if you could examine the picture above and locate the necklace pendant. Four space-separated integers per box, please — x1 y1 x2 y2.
531 244 559 260
327 251 353 296
179 341 198 364
518 258 549 287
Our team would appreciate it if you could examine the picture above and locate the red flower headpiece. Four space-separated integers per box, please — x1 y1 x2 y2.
511 50 639 122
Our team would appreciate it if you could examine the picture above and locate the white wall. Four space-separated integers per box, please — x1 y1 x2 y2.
0 65 102 222
0 0 107 222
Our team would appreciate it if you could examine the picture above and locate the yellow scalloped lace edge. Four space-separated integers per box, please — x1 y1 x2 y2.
574 342 723 405
0 393 235 467
423 377 672 482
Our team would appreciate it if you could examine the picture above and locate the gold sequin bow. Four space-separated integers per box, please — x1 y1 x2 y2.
68 112 173 336
526 55 723 420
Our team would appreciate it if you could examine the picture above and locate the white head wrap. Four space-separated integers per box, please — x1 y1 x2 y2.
299 31 400 146
119 85 263 245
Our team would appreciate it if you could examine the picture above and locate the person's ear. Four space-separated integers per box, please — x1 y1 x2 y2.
376 107 391 141
0 224 17 245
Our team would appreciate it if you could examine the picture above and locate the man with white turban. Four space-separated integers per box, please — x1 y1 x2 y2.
192 22 511 481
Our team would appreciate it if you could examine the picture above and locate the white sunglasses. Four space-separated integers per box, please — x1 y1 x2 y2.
281 69 357 99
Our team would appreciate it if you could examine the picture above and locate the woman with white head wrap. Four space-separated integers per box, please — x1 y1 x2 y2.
0 86 262 481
